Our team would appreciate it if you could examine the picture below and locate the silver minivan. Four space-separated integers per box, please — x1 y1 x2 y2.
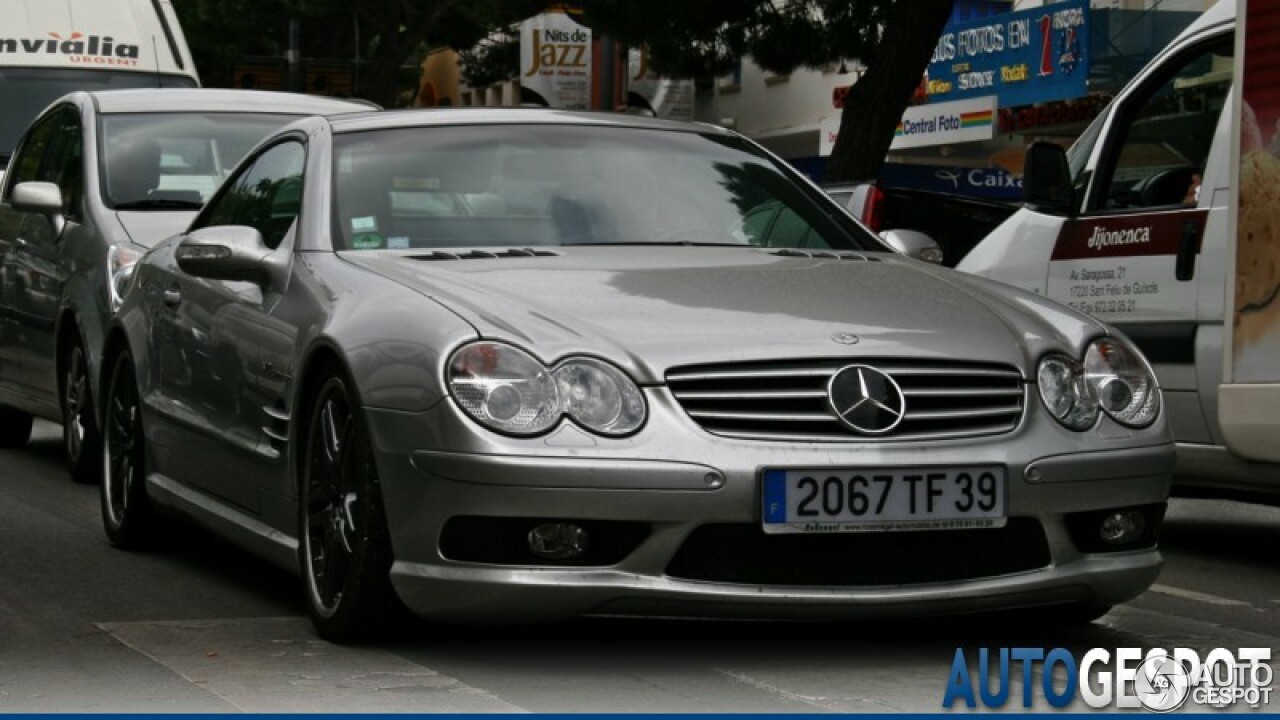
0 88 373 481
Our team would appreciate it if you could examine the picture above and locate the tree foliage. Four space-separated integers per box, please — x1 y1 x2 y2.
458 30 521 89
578 0 954 183
578 0 888 78
173 0 955 181
173 0 541 107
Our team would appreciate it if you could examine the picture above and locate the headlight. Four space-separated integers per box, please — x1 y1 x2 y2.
107 243 146 311
447 342 647 437
448 344 560 435
1083 337 1159 427
1037 337 1160 431
1037 354 1098 430
553 358 646 435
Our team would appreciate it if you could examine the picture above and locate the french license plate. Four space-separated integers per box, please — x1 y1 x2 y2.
761 467 1006 533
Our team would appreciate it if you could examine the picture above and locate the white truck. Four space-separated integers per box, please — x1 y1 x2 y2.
959 0 1280 498
1 0 200 172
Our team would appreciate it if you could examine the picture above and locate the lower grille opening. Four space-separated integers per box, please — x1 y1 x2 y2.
666 518 1050 586
1065 503 1166 554
440 516 650 566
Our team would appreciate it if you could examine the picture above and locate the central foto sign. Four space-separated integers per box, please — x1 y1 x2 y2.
820 97 995 155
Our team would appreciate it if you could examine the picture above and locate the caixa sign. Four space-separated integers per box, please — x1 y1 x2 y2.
878 164 1023 201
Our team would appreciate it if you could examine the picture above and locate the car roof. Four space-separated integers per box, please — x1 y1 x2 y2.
325 107 732 136
88 88 376 115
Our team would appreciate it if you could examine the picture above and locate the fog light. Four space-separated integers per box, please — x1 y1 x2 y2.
527 523 588 560
1099 510 1146 545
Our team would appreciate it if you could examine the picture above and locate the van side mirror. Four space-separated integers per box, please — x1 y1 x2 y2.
1022 141 1075 216
175 225 281 286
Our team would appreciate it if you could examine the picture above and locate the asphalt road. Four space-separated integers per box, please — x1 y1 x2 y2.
2 420 1277 713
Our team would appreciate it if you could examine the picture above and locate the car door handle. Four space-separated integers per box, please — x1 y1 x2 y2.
1175 221 1199 282
163 288 182 306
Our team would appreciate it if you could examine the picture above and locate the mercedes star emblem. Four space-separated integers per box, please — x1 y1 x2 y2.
827 364 906 434
830 332 860 345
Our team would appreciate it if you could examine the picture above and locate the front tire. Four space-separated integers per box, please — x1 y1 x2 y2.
101 350 157 549
0 406 33 448
299 369 404 643
62 338 103 484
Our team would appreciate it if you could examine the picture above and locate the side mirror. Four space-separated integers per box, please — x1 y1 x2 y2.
880 228 943 264
11 181 62 214
1022 141 1075 215
175 225 279 286
11 181 67 237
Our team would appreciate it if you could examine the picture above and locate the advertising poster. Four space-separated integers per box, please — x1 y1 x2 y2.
1233 0 1280 382
626 47 694 121
925 0 1088 108
520 9 592 110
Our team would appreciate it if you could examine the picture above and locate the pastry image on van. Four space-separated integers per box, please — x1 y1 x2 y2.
1236 146 1280 315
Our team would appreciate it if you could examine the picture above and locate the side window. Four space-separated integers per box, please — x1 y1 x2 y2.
1090 35 1233 212
737 203 780 245
197 141 305 250
767 206 822 248
4 110 63 195
44 108 83 216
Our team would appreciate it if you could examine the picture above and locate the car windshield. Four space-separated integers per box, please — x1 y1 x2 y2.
0 68 196 163
332 124 878 252
100 112 300 209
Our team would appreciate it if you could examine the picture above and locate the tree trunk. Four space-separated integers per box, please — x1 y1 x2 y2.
823 0 954 183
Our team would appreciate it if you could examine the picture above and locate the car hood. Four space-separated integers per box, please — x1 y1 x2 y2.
341 247 1107 383
115 210 198 248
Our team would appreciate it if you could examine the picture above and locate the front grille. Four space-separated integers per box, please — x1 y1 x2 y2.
666 358 1025 442
666 519 1050 586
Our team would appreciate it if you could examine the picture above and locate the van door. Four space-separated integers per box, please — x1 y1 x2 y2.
0 105 83 404
1053 34 1232 446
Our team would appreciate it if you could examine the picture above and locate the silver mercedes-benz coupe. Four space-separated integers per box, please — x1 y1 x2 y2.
100 109 1174 642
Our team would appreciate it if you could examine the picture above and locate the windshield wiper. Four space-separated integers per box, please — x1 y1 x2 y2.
113 198 204 211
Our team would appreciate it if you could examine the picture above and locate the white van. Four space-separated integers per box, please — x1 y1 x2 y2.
1 0 200 170
959 0 1280 497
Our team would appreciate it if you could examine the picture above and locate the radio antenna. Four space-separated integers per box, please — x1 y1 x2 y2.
152 36 162 87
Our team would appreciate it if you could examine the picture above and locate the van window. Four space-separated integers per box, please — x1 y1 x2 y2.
1088 34 1233 212
0 68 196 164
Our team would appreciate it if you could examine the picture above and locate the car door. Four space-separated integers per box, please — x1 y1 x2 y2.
0 105 83 405
1045 33 1233 446
155 140 307 514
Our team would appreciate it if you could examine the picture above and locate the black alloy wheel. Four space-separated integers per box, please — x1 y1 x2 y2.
300 370 403 642
101 350 156 548
62 339 103 483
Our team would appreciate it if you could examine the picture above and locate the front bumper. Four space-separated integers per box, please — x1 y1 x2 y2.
365 389 1173 623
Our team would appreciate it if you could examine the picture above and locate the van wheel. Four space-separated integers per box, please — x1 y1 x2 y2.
0 406 34 448
101 350 157 549
299 369 404 643
62 339 103 484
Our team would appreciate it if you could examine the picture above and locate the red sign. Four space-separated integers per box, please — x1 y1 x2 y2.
1050 209 1206 261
